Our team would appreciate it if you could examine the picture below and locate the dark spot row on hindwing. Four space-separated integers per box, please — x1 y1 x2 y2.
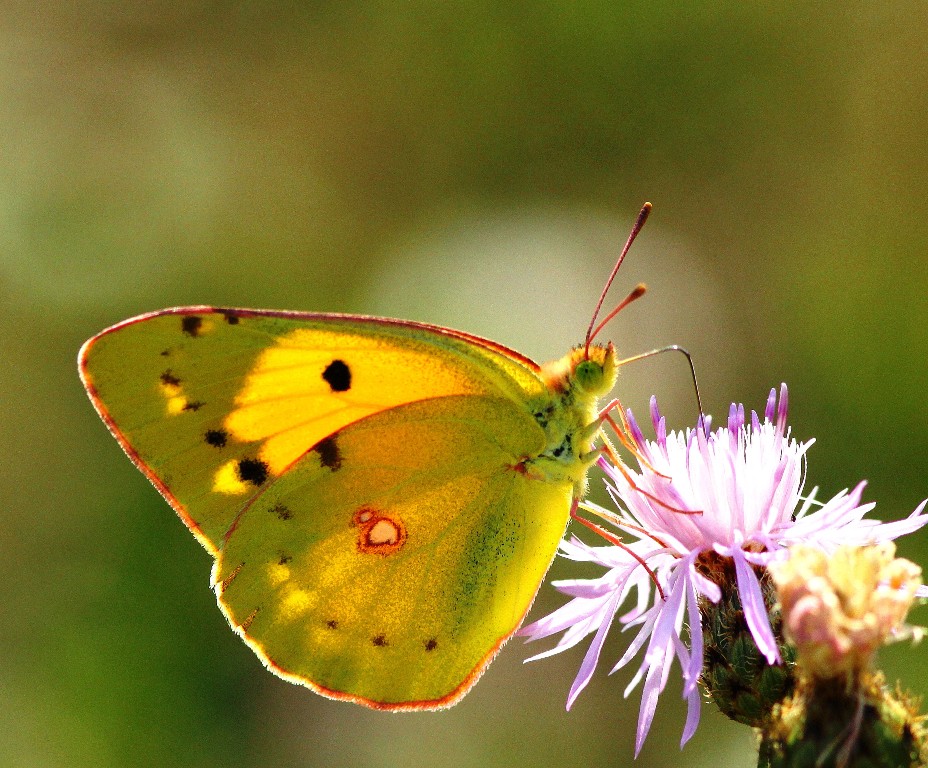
204 429 228 448
220 310 240 325
322 359 351 392
182 400 205 412
316 620 436 651
270 503 293 521
181 316 202 337
315 436 342 470
236 458 269 486
366 635 436 650
278 552 292 565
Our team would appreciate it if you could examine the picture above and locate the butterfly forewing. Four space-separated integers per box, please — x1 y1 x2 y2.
79 308 548 554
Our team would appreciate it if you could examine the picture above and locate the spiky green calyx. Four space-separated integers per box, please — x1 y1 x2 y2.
699 556 796 726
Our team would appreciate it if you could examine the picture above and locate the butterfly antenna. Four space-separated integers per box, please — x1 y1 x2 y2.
587 283 648 347
616 345 705 420
584 201 652 357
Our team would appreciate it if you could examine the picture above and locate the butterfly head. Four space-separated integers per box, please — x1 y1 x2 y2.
540 342 617 400
573 343 618 398
530 342 618 494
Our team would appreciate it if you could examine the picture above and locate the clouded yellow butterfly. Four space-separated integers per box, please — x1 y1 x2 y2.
78 205 652 709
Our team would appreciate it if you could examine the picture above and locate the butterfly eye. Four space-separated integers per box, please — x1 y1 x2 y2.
573 359 605 393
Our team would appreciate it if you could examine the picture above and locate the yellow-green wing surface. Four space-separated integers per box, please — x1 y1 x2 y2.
214 394 574 708
79 308 547 554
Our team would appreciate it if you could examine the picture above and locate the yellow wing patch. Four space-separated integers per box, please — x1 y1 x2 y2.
158 374 189 415
213 460 254 495
224 327 495 479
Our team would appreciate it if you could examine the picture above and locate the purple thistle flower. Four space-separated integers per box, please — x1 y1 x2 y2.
520 384 928 756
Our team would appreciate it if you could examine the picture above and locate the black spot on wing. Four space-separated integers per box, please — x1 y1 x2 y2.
237 458 269 486
270 503 293 521
181 316 203 337
371 634 388 647
325 619 338 630
424 638 438 651
278 553 292 565
205 429 228 448
315 436 342 470
182 400 205 412
322 359 351 392
160 370 181 386
220 310 240 325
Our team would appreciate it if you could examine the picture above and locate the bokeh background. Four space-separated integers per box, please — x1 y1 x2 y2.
4 3 928 767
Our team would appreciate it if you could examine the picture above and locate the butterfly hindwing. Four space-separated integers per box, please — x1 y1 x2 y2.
79 308 548 553
214 394 574 708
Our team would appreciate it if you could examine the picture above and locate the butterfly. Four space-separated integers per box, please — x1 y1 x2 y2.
78 204 652 710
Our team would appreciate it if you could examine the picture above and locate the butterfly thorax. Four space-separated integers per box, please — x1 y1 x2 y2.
526 342 618 496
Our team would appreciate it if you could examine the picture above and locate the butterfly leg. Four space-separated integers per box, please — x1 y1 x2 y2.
591 400 701 517
595 399 670 478
568 498 666 601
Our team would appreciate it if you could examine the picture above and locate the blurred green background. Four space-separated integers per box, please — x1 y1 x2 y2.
4 3 928 766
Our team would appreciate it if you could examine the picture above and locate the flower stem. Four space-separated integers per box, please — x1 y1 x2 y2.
757 672 928 768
